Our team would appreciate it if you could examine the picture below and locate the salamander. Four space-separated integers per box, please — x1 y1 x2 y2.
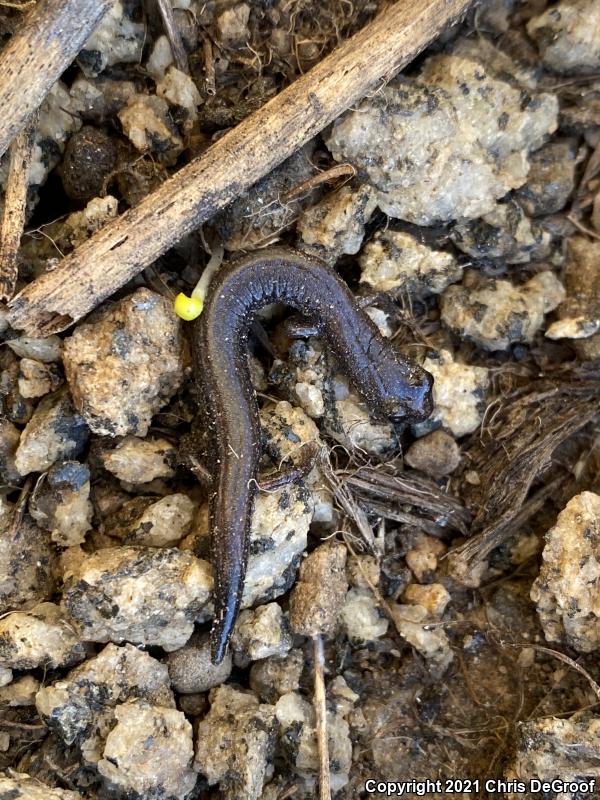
192 247 433 663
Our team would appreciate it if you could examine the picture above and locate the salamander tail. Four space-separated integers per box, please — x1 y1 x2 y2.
210 570 243 665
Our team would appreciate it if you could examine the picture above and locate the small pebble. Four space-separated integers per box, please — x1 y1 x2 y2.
79 0 145 76
18 358 62 399
249 649 304 703
0 674 40 706
390 603 453 671
166 632 232 694
441 272 565 352
60 125 117 201
29 461 92 546
297 184 377 263
36 643 174 764
403 583 451 616
405 533 446 583
546 236 600 341
405 429 461 477
416 348 489 438
515 139 579 216
0 773 81 799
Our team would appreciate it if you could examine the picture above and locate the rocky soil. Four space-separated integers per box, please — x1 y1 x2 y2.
1 0 600 798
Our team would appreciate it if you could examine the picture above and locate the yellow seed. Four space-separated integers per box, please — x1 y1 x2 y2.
174 293 203 321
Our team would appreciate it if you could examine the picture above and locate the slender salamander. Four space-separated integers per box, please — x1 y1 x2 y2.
192 247 434 663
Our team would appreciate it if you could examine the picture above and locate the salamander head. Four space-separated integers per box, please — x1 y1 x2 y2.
380 360 434 425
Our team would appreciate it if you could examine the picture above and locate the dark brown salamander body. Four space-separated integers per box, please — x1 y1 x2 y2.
193 247 433 663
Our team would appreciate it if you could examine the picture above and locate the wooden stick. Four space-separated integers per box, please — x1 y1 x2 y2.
7 0 472 335
0 113 38 301
156 0 189 73
313 635 331 800
0 0 111 161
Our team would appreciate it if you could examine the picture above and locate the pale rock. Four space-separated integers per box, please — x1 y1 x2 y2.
275 691 352 793
341 587 388 643
111 493 196 546
63 546 213 651
57 195 119 251
100 435 177 482
147 34 174 81
390 603 453 671
531 492 600 652
298 184 377 262
359 230 461 294
18 358 62 399
195 685 276 800
232 603 293 662
69 75 136 123
0 602 85 670
118 94 183 161
527 0 600 75
346 554 380 589
79 0 145 76
14 389 88 475
403 583 451 616
516 139 579 216
451 200 552 263
216 3 250 45
326 50 558 224
0 773 81 799
29 461 92 546
441 272 565 351
0 675 39 706
35 643 174 764
405 533 446 582
157 66 202 127
249 649 304 703
98 699 197 800
508 717 600 791
194 483 313 609
327 386 396 457
545 237 600 341
6 335 62 363
365 306 393 338
417 349 489 438
0 501 58 613
30 82 82 188
0 419 20 485
63 288 183 437
260 400 322 467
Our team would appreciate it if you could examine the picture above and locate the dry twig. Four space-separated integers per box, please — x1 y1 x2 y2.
156 0 189 73
313 635 331 800
7 0 474 335
0 112 38 301
0 0 111 159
